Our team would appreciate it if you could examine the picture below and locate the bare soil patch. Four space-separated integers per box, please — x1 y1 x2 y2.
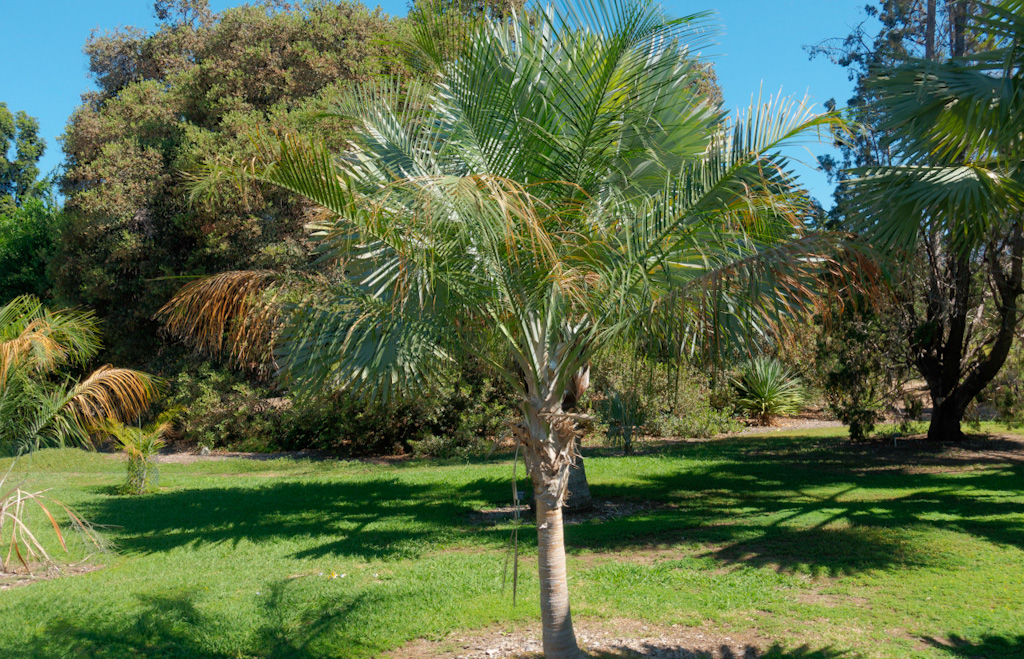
389 618 786 658
0 563 104 591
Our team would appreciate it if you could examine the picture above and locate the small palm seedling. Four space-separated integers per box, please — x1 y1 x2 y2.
0 463 104 575
733 357 804 426
98 421 170 495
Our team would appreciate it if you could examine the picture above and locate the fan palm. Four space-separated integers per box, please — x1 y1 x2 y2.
0 296 160 455
846 0 1024 442
161 1 840 654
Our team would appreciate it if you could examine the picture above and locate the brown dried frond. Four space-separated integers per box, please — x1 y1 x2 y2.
157 270 280 371
68 366 161 426
0 321 69 389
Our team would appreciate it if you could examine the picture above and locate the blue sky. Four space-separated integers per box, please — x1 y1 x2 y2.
0 0 872 205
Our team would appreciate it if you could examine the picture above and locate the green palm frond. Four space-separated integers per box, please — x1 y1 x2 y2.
0 296 101 387
166 0 842 411
0 297 160 456
847 1 1024 253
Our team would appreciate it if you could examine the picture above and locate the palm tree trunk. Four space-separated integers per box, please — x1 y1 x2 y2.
564 457 592 513
536 495 581 658
520 389 582 657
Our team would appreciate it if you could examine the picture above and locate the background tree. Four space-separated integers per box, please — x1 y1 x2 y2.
161 1 838 654
808 0 1024 442
55 0 410 364
0 194 61 302
847 0 1024 441
0 103 46 216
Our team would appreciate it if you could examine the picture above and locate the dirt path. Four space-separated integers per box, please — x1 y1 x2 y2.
388 618 796 658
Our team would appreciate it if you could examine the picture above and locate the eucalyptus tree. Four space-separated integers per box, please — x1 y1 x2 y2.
0 296 159 455
847 0 1024 442
161 1 837 654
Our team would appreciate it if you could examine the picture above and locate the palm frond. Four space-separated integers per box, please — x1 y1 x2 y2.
158 270 282 371
67 366 162 430
0 296 101 388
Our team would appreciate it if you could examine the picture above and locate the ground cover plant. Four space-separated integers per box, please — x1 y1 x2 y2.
1 428 1023 658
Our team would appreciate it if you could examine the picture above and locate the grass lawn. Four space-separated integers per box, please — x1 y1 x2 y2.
2 425 1024 658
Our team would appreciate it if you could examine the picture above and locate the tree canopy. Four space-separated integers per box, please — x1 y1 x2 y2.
0 103 46 215
54 0 411 361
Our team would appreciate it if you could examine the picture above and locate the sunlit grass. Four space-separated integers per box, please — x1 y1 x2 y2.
1 430 1023 657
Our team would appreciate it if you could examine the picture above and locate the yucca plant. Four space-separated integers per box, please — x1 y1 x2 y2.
733 356 805 425
0 296 160 455
159 2 844 654
97 420 170 495
602 389 647 454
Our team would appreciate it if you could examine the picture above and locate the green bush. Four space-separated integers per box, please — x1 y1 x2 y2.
161 360 516 457
0 196 61 300
160 364 279 451
600 389 647 454
589 342 740 445
815 304 906 441
646 406 741 439
732 357 804 425
976 343 1024 429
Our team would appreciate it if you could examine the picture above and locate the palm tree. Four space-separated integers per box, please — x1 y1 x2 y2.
161 1 839 654
846 0 1024 442
96 419 171 494
0 295 160 455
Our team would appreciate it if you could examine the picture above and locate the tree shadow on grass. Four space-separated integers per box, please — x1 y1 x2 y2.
82 433 1024 573
9 584 380 659
84 475 516 561
567 438 1024 575
32 592 239 659
923 634 1024 658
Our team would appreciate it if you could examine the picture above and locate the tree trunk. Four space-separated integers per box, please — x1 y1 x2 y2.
562 363 593 514
535 496 581 659
564 457 592 513
519 392 582 657
925 0 937 60
927 398 965 442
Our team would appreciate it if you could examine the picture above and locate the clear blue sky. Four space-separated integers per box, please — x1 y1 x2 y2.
0 0 872 206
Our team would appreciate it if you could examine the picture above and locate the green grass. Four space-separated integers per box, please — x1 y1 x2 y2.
1 427 1024 658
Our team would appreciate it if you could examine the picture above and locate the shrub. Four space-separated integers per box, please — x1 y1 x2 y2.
646 406 741 439
599 389 647 454
159 364 278 451
589 342 740 445
815 304 906 441
732 357 804 425
160 360 517 457
977 343 1024 429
